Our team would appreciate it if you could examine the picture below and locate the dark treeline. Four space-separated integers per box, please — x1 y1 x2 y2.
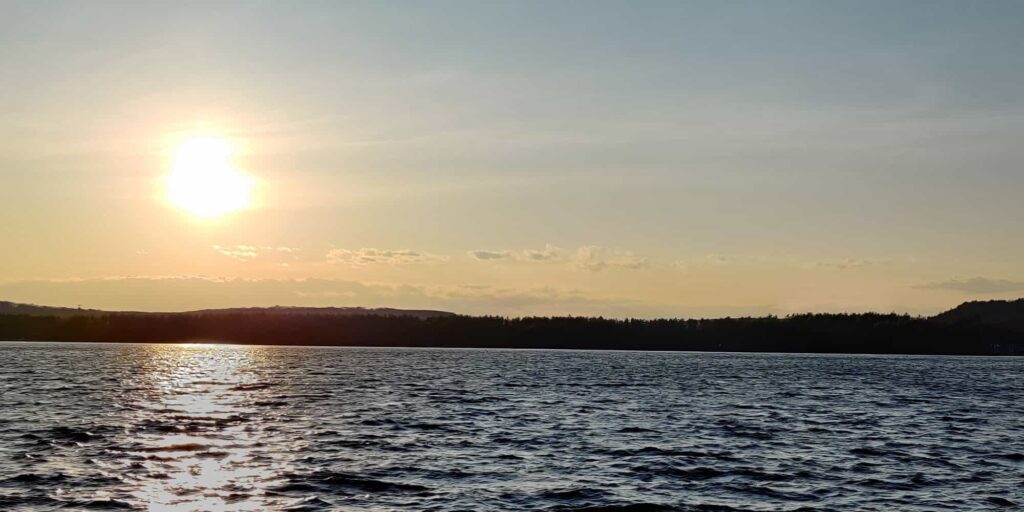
1 311 1022 355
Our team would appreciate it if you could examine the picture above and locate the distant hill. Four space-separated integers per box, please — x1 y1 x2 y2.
0 301 101 317
1 299 1022 355
0 301 454 319
932 299 1024 335
183 306 455 319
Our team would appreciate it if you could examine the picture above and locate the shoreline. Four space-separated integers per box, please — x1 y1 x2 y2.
3 339 1022 358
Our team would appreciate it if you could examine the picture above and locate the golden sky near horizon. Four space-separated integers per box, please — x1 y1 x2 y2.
2 2 1023 317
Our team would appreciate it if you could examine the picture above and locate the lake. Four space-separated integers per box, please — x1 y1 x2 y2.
0 342 1021 511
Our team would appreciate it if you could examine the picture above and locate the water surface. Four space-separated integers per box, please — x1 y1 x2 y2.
0 342 1021 511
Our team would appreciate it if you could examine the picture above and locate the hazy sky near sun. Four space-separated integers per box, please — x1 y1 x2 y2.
2 0 1023 317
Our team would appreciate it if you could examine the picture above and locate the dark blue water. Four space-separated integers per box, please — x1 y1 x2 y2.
0 342 1021 511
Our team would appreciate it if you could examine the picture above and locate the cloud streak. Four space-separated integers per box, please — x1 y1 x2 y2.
468 250 514 261
917 277 1024 294
468 245 563 262
574 246 649 272
213 245 301 261
522 245 561 261
326 248 447 266
816 258 893 270
468 245 648 271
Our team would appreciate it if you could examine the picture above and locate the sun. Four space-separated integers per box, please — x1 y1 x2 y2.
166 137 253 218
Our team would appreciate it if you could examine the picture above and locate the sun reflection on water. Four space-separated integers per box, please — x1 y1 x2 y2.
119 344 301 511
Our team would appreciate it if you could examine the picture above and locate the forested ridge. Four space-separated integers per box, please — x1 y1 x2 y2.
2 299 1022 355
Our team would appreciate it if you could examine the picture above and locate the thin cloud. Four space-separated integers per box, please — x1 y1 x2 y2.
326 248 447 267
213 245 301 261
213 245 260 261
917 277 1024 294
468 250 514 261
816 258 893 270
707 254 728 265
468 245 564 262
574 246 649 272
522 244 562 261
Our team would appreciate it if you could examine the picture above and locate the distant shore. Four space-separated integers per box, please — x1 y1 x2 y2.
2 299 1023 355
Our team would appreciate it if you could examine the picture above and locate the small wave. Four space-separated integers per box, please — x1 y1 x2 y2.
715 421 774 440
539 488 612 501
141 454 176 462
849 447 895 457
135 420 183 434
2 472 67 485
230 382 274 391
65 498 139 510
254 400 289 407
270 482 320 493
140 443 213 452
328 438 387 449
617 427 658 433
940 415 986 424
986 497 1016 507
634 464 725 480
408 422 452 431
606 447 734 459
854 478 920 491
271 471 430 495
132 442 241 457
460 396 502 404
727 483 818 501
193 450 231 459
374 466 477 481
547 503 677 512
283 496 335 511
731 467 797 482
0 495 67 509
168 414 252 430
223 492 252 504
47 426 100 443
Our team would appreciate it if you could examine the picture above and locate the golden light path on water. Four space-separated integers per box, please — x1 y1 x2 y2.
118 344 306 511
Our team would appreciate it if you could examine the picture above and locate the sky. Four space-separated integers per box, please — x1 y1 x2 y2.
2 0 1023 317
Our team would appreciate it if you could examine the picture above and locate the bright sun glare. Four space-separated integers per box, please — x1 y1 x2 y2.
166 137 253 219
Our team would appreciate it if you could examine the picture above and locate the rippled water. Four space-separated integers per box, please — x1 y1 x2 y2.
0 342 1021 511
